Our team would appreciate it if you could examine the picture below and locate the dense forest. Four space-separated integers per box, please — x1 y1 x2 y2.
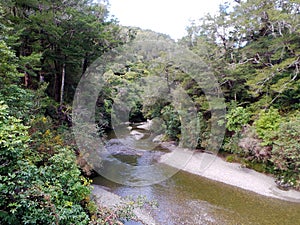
0 0 299 224
183 0 300 189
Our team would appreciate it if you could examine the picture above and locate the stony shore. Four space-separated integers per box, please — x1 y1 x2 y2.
159 142 300 203
91 185 157 225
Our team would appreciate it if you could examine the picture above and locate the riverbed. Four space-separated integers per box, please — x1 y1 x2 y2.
93 124 300 225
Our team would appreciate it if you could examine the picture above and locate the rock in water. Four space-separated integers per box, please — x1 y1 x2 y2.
130 130 145 140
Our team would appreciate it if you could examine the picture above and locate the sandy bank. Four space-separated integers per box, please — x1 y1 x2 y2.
159 142 300 203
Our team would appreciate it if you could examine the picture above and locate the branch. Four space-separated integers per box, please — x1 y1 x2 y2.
270 73 298 106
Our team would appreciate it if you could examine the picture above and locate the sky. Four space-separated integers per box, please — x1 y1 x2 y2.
107 0 225 40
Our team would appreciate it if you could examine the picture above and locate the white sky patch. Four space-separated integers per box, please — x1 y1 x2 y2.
107 0 225 40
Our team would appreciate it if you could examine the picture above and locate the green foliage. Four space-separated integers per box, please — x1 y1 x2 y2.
1 0 300 210
0 40 22 85
254 108 282 145
222 134 242 154
0 42 49 122
247 161 268 173
225 154 239 163
0 0 124 104
0 95 140 224
0 102 30 174
0 19 41 121
161 105 181 141
0 103 92 224
226 106 251 132
0 85 34 120
225 152 268 172
270 117 300 189
0 2 152 224
185 0 300 107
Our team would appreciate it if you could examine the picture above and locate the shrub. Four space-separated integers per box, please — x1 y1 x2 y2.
238 126 272 162
0 103 92 224
223 134 242 154
226 106 251 132
225 155 239 163
161 105 181 141
254 108 282 145
223 125 272 163
270 117 300 189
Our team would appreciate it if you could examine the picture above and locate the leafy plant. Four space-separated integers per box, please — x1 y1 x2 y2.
226 106 251 132
254 108 282 145
270 117 300 189
0 103 93 224
161 105 181 141
222 134 242 154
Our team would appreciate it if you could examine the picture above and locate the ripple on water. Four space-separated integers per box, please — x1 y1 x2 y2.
94 128 300 225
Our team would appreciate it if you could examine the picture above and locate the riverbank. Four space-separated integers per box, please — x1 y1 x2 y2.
159 142 300 203
91 185 157 225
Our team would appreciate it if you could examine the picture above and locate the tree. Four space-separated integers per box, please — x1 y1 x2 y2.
0 6 35 119
0 0 123 105
183 0 300 187
184 0 300 109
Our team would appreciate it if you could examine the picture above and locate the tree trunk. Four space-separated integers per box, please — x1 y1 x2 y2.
24 72 29 87
60 62 66 106
54 59 60 101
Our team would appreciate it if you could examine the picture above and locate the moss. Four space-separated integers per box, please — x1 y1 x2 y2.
249 162 267 173
225 154 240 163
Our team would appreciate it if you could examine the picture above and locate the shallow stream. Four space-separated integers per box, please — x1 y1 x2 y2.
93 125 300 225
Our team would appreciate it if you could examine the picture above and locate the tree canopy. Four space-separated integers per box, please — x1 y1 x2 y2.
0 0 300 223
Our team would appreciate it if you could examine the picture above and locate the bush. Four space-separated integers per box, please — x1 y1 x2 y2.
226 106 251 132
0 103 92 224
238 126 272 162
161 105 181 141
223 134 242 154
225 154 239 163
270 117 300 189
223 106 251 154
254 108 282 145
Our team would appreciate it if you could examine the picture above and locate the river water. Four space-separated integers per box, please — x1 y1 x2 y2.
93 125 300 225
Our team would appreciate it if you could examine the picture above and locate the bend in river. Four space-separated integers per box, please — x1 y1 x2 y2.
93 124 300 225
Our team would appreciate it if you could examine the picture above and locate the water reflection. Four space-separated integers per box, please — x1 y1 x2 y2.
94 171 300 225
93 126 300 224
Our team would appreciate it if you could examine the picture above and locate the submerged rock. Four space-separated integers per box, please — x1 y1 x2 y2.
130 130 145 140
106 139 144 156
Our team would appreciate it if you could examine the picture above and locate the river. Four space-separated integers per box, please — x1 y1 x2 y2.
93 125 300 225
